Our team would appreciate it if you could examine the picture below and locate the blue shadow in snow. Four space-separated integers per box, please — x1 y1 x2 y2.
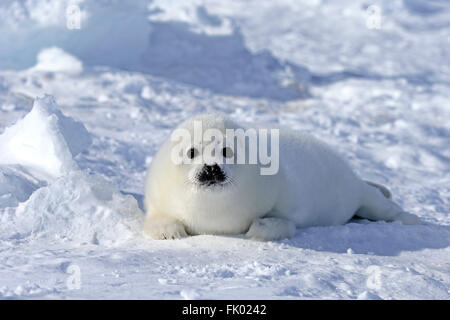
284 220 450 256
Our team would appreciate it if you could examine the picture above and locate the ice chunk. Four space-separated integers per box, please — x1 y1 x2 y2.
31 47 83 74
0 165 46 208
0 95 92 180
2 170 143 245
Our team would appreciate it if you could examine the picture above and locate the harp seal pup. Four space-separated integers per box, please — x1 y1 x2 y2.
143 114 419 241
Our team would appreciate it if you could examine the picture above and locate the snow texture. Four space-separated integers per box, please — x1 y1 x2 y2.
0 0 449 299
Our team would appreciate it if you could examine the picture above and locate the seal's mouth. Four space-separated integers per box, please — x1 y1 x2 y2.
198 179 230 187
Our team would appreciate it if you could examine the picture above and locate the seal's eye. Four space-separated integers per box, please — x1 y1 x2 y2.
187 147 199 159
222 147 233 158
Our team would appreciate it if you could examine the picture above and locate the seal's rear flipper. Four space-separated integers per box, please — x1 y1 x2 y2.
364 180 392 199
355 181 420 225
395 212 420 225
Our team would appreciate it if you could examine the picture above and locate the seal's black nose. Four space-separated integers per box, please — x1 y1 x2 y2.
198 164 226 185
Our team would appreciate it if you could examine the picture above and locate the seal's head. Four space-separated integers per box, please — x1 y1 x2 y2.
172 114 237 192
145 114 279 235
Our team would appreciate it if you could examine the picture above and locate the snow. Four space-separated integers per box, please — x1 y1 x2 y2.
0 0 449 299
0 95 91 180
31 47 83 74
5 170 143 245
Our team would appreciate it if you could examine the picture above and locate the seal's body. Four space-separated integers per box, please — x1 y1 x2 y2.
144 114 419 241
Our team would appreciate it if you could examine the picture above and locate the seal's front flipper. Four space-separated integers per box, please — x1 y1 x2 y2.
143 214 188 240
245 217 296 241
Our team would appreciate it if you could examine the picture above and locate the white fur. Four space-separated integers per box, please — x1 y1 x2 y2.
144 114 419 241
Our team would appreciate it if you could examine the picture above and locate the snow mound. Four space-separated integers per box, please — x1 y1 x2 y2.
0 95 143 245
31 47 83 74
0 95 91 180
1 170 144 245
